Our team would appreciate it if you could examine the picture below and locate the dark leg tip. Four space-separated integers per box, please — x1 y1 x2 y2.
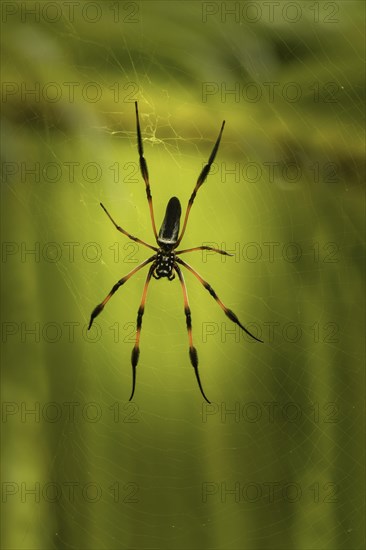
189 347 211 404
131 346 140 368
129 360 137 401
227 308 263 343
88 303 104 329
189 346 198 369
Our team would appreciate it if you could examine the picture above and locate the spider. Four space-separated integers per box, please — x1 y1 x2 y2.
88 102 263 403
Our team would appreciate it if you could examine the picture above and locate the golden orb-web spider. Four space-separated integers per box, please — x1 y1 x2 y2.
88 102 263 403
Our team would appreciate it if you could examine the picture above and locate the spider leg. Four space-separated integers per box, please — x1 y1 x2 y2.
176 257 263 343
176 246 232 256
88 256 155 330
135 101 158 241
100 203 158 251
175 264 211 404
130 263 155 401
176 119 225 247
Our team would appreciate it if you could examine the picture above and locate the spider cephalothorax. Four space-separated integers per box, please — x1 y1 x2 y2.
88 102 262 403
153 249 176 280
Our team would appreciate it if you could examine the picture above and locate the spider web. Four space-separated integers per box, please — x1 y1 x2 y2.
1 2 365 549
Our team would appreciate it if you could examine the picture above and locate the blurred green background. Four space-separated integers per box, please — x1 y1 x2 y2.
1 1 365 549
